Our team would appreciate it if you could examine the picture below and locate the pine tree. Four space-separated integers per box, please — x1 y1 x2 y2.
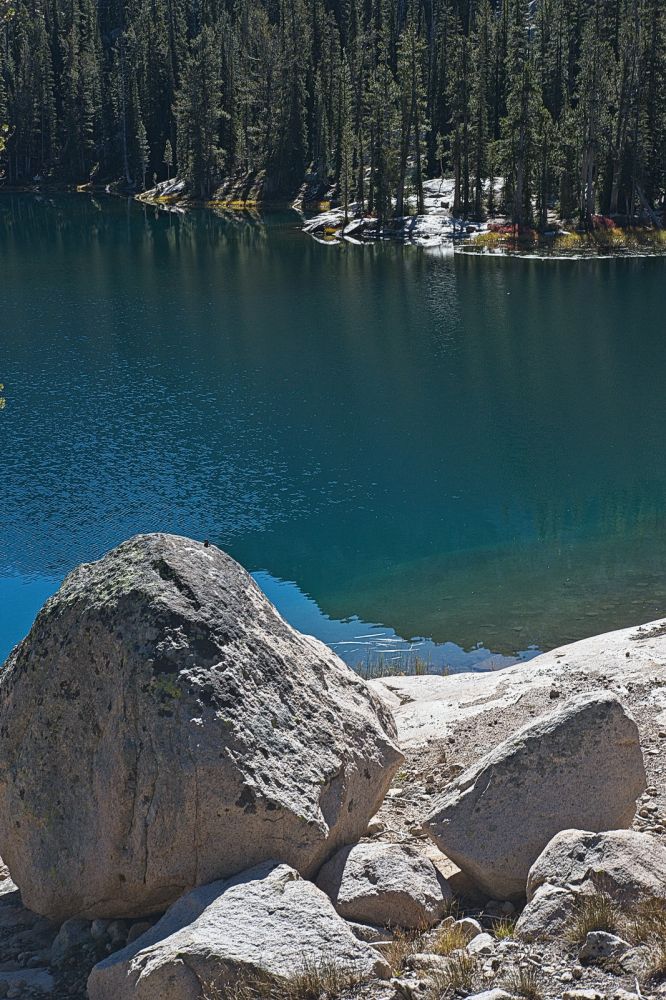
164 138 173 179
366 21 399 225
174 25 225 198
469 0 492 218
396 10 428 217
500 0 538 226
338 52 354 224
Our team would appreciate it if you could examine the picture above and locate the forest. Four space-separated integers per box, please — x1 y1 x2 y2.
1 0 665 227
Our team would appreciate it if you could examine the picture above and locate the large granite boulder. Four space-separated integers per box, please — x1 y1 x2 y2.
0 534 402 920
316 842 452 929
423 693 646 899
88 862 389 1000
526 828 666 906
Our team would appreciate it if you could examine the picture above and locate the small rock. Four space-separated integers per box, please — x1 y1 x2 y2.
90 919 110 941
454 917 484 941
562 991 604 1000
316 842 451 929
346 921 392 944
125 921 153 945
571 965 584 979
406 953 450 974
463 991 514 1000
579 931 630 963
50 918 91 967
466 932 495 955
392 977 429 999
527 829 666 907
105 920 128 946
515 884 577 941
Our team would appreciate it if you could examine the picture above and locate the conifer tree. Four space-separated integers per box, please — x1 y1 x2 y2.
174 25 225 198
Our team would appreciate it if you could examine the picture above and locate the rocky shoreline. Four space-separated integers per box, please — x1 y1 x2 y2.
0 534 663 1000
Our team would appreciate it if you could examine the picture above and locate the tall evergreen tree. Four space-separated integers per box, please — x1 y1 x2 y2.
174 25 225 198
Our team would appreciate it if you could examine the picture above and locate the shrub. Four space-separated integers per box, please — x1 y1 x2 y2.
591 214 617 229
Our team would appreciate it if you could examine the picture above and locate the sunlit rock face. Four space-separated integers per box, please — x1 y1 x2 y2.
0 533 402 920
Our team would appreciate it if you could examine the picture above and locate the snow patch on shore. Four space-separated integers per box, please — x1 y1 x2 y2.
303 178 497 247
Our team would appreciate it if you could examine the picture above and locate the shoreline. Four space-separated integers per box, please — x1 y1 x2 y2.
3 182 666 258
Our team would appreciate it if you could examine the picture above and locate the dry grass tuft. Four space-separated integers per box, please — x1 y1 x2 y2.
428 952 479 993
567 893 620 942
643 939 666 983
626 897 666 944
383 928 424 976
204 957 366 1000
626 898 666 984
492 916 517 940
504 964 544 999
429 922 469 956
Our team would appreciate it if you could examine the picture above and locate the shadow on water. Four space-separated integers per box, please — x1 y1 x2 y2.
1 194 665 666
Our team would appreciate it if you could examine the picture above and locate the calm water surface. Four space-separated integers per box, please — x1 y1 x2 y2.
1 194 665 669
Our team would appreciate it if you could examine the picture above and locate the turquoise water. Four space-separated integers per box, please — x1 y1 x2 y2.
1 194 665 669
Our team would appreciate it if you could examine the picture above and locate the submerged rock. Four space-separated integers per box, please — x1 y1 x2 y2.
87 862 389 1000
423 693 646 899
0 533 402 920
316 842 451 929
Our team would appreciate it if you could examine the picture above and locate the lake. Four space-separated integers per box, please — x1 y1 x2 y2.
1 194 665 671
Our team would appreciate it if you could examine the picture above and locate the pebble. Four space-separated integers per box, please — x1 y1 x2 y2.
126 920 153 945
454 917 484 940
466 932 495 955
579 930 631 962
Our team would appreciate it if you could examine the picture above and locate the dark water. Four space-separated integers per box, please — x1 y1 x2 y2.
1 194 665 669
